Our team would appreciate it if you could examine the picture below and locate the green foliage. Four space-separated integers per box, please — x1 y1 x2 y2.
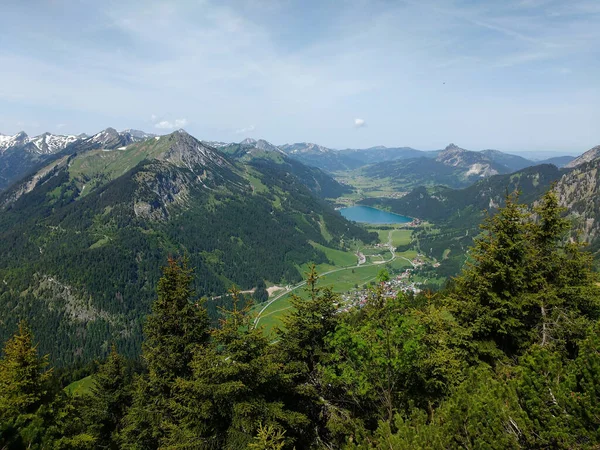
82 344 131 448
120 257 210 448
450 191 600 360
1 188 600 448
248 423 286 450
274 265 342 446
322 290 463 442
167 287 307 449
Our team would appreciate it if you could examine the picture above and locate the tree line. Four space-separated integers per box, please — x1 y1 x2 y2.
2 190 600 448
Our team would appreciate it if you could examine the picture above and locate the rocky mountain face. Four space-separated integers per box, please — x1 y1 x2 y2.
564 145 600 169
435 143 509 177
556 154 600 252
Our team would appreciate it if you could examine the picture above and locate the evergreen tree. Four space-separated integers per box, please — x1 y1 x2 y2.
274 264 341 446
83 344 131 448
120 257 210 448
449 193 532 358
0 321 52 449
450 191 600 360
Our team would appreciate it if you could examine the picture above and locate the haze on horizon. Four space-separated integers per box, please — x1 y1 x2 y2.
1 0 598 154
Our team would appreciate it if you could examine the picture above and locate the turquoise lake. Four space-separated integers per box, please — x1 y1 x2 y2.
339 206 412 224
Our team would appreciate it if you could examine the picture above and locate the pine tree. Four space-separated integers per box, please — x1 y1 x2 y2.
449 193 532 358
449 190 600 360
83 344 131 448
0 321 52 448
120 257 210 449
529 189 600 350
274 264 341 446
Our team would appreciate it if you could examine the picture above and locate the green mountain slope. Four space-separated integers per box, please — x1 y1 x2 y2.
217 139 352 198
0 130 374 366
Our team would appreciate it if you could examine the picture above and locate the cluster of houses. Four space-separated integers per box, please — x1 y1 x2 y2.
338 269 423 313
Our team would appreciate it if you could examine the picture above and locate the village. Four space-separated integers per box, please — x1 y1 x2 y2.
337 253 433 313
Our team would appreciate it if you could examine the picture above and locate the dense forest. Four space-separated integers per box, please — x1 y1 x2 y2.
2 190 600 449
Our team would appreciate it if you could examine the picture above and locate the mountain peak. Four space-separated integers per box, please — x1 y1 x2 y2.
159 129 231 170
121 129 156 139
240 138 257 145
444 143 462 152
565 144 600 169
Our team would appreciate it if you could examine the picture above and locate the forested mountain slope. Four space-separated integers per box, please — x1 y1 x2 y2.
217 138 352 198
362 164 565 275
0 130 373 365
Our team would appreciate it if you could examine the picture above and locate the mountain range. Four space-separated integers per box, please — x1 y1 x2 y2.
0 126 597 366
0 128 156 191
0 129 373 365
1 130 576 193
275 141 575 174
361 142 600 275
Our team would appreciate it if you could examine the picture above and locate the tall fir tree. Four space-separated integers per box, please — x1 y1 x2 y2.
449 191 600 360
274 264 341 447
0 321 52 448
83 344 132 449
120 257 210 449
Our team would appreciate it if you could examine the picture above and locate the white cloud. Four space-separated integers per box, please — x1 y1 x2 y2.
154 118 188 129
174 118 188 127
56 123 66 129
150 114 158 121
235 125 256 134
354 118 366 128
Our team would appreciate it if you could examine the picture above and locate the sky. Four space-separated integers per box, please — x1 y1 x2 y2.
0 0 599 154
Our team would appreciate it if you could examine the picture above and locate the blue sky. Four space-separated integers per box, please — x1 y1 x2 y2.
0 0 598 153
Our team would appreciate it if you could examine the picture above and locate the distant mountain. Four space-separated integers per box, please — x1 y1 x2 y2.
279 141 575 175
435 143 510 175
361 143 513 190
0 129 373 365
0 131 78 154
216 139 350 198
480 149 533 172
536 155 575 168
0 131 80 190
564 145 600 168
0 128 159 191
280 142 333 155
121 129 158 140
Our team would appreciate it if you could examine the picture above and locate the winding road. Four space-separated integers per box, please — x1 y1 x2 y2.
254 229 407 326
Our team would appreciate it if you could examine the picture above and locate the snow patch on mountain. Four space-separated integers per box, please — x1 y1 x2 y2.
0 131 78 154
